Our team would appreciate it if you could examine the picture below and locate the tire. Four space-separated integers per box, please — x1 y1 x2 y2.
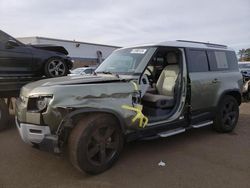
44 57 69 78
0 99 9 131
213 95 239 133
68 113 124 174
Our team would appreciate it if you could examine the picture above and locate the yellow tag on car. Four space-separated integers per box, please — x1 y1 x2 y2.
121 104 148 128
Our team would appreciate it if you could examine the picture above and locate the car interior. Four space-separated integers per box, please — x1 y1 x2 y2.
141 47 182 122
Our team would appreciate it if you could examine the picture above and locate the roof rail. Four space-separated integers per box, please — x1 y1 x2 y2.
176 40 227 48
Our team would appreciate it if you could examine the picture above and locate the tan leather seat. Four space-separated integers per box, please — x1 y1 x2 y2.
142 52 179 108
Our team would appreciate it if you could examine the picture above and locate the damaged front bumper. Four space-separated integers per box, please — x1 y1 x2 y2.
15 117 59 153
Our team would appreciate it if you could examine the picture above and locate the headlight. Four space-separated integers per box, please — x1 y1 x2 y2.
36 97 50 111
27 96 52 112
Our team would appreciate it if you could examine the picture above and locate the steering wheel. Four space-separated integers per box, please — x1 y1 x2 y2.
145 67 154 87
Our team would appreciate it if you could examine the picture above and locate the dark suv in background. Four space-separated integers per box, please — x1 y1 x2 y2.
0 30 73 78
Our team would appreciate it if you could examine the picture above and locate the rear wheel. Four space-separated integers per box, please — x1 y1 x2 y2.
44 57 68 78
0 99 9 131
213 95 239 132
68 113 124 174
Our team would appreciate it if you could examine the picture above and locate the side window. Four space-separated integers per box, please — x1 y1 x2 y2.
187 49 209 72
215 51 228 69
207 50 236 71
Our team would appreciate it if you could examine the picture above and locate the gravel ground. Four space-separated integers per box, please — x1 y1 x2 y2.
0 104 250 188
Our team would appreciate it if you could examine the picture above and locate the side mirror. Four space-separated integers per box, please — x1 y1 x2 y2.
5 40 20 48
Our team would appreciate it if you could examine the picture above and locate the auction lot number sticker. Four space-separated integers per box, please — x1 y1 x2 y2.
131 49 147 54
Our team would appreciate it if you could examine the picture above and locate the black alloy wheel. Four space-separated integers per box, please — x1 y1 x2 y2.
69 114 124 174
213 95 239 132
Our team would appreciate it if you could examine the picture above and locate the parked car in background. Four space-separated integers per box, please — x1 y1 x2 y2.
239 62 250 77
239 62 250 100
0 30 73 78
69 66 96 76
16 40 243 174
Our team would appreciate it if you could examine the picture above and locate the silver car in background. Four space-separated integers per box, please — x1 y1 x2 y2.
69 67 96 76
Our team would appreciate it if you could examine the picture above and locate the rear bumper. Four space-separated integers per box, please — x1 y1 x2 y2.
15 117 59 153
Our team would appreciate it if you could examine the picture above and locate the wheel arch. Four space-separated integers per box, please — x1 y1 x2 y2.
64 108 127 133
217 89 242 106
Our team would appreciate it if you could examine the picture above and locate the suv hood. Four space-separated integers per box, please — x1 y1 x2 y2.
21 74 133 97
46 75 121 85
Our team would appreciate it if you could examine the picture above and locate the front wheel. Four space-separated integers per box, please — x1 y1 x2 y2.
44 58 68 78
213 95 239 133
68 114 124 174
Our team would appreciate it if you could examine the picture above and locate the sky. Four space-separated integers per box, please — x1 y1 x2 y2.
0 0 249 51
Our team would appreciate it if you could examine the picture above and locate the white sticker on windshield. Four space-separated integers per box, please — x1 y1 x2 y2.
131 49 147 54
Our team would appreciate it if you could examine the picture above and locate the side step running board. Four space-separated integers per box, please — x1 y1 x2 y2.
144 120 213 140
191 121 213 128
158 128 186 138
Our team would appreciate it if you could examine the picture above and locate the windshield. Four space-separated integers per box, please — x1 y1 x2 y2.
95 47 152 74
239 63 250 69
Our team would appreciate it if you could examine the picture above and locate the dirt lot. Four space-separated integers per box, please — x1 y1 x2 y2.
0 104 250 188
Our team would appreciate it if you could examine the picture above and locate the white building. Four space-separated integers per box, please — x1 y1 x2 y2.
18 36 120 68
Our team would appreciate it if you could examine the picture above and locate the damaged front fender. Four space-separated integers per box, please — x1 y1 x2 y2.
41 81 139 133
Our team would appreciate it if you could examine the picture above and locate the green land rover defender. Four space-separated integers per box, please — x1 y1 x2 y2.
16 40 242 174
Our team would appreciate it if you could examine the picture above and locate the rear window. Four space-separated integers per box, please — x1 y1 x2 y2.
207 50 238 71
215 51 228 69
187 49 209 72
226 51 238 70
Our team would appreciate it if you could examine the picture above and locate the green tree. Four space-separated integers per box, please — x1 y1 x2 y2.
245 49 250 61
238 48 250 61
238 49 246 61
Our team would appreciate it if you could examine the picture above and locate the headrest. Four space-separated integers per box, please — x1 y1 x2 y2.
167 52 178 64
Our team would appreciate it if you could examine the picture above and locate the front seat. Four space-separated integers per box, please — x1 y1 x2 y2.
142 52 179 108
